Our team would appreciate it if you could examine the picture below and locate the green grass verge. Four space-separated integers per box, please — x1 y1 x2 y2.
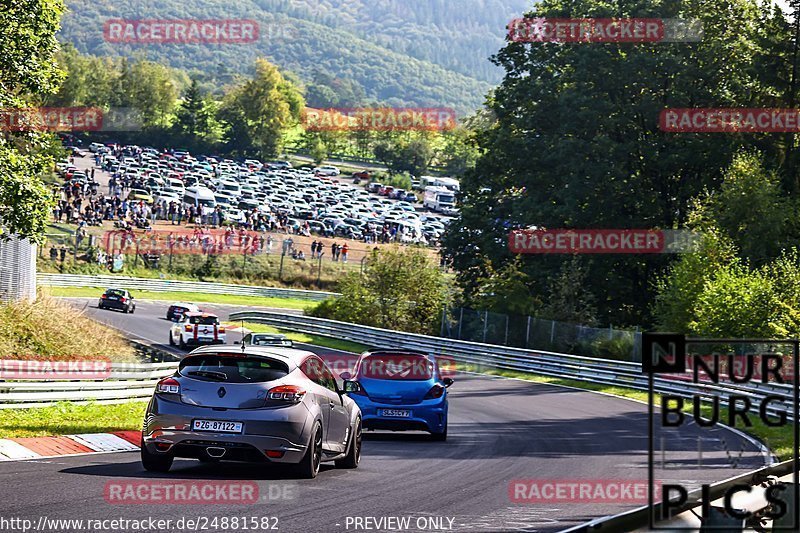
235 321 370 353
0 401 146 438
462 364 793 460
44 286 318 311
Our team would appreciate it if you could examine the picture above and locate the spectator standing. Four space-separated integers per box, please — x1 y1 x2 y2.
341 243 349 263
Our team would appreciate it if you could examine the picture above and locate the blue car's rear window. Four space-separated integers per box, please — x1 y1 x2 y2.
358 354 433 380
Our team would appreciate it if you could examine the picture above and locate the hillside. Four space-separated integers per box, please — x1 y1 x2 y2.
59 0 532 115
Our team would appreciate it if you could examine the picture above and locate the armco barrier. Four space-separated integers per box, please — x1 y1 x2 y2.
37 273 339 301
0 361 179 408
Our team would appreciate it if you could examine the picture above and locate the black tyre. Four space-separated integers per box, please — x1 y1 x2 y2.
335 418 361 469
129 305 135 314
179 336 186 349
294 422 323 479
168 332 175 346
431 424 447 442
141 445 173 472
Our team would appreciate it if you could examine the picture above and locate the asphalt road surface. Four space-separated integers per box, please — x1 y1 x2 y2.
0 299 772 533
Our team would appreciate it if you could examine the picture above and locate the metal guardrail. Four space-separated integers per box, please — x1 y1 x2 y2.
228 312 797 421
38 273 339 301
0 361 179 408
561 459 797 532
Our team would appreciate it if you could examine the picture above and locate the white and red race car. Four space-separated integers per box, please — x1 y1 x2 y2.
169 312 226 348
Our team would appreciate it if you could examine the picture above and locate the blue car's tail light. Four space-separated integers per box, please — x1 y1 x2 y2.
424 384 445 400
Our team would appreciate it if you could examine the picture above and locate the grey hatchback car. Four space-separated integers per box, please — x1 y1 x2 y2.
141 345 362 478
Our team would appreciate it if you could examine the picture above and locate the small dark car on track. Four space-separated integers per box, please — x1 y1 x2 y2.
98 288 135 313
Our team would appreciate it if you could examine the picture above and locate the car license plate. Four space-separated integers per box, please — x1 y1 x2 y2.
380 409 411 418
192 419 243 433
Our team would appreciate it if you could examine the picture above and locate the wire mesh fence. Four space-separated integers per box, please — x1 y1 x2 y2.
440 306 642 361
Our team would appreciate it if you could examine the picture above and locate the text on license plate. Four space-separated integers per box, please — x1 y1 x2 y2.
380 409 411 418
192 419 243 433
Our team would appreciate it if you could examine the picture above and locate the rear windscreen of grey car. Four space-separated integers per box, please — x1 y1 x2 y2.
179 356 289 383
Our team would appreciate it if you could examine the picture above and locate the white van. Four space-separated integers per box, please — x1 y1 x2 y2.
183 186 217 216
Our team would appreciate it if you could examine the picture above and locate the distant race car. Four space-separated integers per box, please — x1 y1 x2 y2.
340 349 453 441
166 302 200 321
169 312 226 349
235 333 294 347
98 288 136 313
141 345 362 478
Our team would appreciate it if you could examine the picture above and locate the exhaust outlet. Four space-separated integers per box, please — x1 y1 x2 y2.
206 446 226 458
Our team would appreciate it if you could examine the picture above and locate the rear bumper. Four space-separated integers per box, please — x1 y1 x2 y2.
356 397 447 433
142 396 310 463
99 300 128 310
183 337 226 346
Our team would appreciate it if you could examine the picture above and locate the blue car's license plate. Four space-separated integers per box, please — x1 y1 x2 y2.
380 409 411 418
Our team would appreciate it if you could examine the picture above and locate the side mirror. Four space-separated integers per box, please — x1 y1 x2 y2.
443 378 454 388
342 380 361 394
339 371 352 381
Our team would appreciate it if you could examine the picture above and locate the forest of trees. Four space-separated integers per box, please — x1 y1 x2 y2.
58 0 531 114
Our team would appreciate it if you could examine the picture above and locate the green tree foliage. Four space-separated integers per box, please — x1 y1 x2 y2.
218 58 304 158
444 0 795 326
0 0 66 242
691 152 792 265
655 153 800 337
374 136 434 176
59 0 520 114
471 258 539 316
309 247 449 334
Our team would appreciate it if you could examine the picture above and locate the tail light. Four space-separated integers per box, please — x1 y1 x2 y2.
184 325 193 332
218 327 226 333
120 298 126 303
156 377 180 394
101 295 107 299
267 385 306 403
424 384 445 400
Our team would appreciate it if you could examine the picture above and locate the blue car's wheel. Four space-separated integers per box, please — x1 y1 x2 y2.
431 421 447 442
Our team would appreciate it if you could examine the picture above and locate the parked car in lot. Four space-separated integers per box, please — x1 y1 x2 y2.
169 312 226 348
366 182 383 193
166 302 200 321
141 345 362 478
315 165 341 176
340 350 453 441
379 185 395 196
128 188 154 203
98 288 136 313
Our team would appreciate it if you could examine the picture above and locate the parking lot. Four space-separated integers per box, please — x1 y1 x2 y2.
58 142 455 249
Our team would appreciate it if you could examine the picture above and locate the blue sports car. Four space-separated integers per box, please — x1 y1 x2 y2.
340 350 454 441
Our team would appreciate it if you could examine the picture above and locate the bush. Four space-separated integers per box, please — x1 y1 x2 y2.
308 246 449 334
0 296 137 361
